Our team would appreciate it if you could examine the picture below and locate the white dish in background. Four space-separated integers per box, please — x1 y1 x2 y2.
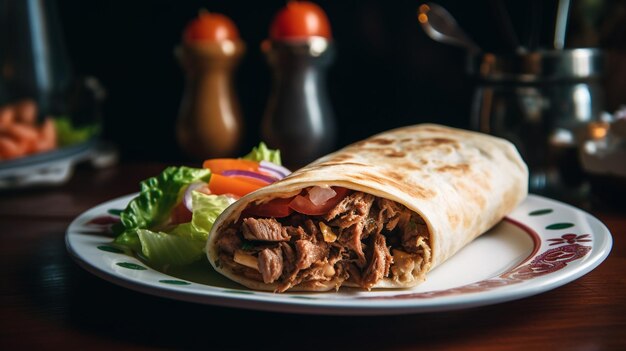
66 194 612 315
0 141 117 189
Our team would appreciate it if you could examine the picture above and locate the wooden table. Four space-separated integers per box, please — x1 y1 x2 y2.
1 161 624 350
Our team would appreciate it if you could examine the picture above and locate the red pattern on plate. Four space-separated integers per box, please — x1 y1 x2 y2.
548 234 592 246
87 215 120 226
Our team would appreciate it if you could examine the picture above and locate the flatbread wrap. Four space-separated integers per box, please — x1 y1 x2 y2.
206 124 528 292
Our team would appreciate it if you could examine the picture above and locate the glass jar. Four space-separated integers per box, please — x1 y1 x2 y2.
0 0 107 187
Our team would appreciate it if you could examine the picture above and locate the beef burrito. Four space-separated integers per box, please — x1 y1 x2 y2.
206 124 528 292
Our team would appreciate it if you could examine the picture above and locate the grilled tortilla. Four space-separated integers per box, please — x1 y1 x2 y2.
206 124 528 292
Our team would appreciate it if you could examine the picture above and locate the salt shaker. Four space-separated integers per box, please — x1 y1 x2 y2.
176 12 245 160
261 1 336 168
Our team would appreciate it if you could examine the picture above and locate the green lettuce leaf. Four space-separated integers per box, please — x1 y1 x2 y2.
121 190 235 268
242 142 282 165
136 228 205 267
114 166 211 251
189 191 236 240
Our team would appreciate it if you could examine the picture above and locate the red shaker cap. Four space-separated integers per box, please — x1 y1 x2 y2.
269 1 332 40
183 11 239 44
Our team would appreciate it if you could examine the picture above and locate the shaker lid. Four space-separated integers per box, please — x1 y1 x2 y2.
468 48 604 82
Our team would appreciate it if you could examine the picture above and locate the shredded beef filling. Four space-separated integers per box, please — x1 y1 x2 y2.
242 218 290 242
216 189 431 292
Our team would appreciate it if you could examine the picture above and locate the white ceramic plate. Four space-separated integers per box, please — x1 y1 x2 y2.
66 194 612 315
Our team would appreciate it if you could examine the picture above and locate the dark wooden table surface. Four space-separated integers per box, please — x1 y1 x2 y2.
1 161 624 350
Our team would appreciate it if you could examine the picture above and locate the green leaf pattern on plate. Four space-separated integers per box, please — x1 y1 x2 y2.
529 209 553 216
97 245 124 254
159 280 191 285
546 223 575 230
224 290 254 295
116 262 147 270
528 208 575 230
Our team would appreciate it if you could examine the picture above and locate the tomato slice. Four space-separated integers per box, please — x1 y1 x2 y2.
240 187 350 218
288 187 349 215
202 158 260 174
208 173 263 197
225 174 270 187
171 202 192 224
243 197 294 218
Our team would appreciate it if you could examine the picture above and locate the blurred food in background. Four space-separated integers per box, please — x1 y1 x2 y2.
0 100 56 160
0 0 112 188
0 0 104 163
0 99 100 161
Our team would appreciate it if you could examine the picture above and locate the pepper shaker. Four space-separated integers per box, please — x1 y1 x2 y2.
261 1 336 168
176 11 245 160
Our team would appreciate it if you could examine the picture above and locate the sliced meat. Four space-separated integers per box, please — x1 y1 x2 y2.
303 219 322 242
219 253 263 282
283 225 308 240
275 243 298 292
226 189 430 292
300 262 335 282
216 228 241 254
295 239 329 271
241 267 264 282
332 260 350 285
401 216 429 253
339 261 362 285
282 221 319 242
362 234 392 289
340 194 374 231
277 240 329 292
257 247 283 284
366 198 407 235
324 192 375 229
338 223 367 267
378 198 404 231
323 194 353 221
391 249 420 283
242 218 289 242
325 193 375 267
280 242 296 275
327 246 344 265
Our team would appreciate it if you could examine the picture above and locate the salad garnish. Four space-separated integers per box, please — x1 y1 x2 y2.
111 142 289 270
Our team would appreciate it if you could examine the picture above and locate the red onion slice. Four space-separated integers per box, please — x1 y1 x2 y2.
183 181 208 211
257 167 284 180
307 186 337 206
259 160 291 179
221 170 277 184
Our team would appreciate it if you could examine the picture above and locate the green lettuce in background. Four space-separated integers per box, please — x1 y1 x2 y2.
242 141 281 165
53 117 101 146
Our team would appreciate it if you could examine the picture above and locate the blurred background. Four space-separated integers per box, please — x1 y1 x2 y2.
2 0 626 162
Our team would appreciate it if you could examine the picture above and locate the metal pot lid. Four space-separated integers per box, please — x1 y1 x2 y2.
468 48 604 82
